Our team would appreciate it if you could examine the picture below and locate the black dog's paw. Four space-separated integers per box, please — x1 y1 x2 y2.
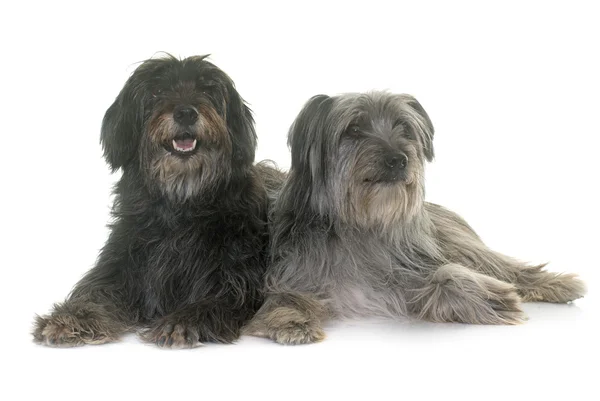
33 310 115 347
33 315 84 347
141 321 203 349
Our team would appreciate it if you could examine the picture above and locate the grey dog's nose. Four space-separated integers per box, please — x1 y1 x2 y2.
385 153 408 169
173 105 199 126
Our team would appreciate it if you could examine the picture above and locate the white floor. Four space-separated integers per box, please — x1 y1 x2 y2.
8 300 597 401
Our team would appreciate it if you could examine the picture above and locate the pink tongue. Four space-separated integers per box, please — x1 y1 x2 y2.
175 138 195 149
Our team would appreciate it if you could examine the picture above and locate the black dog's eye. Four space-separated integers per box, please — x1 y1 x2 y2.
152 88 164 98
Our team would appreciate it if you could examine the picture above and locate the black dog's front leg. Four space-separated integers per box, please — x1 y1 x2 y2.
33 230 136 347
32 269 133 347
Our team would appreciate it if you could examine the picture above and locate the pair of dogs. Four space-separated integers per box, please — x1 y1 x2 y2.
33 55 586 348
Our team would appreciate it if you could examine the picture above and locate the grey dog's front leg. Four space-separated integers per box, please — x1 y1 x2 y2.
244 292 327 345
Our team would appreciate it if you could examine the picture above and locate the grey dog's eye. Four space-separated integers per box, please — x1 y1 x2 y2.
346 124 361 135
393 119 405 129
393 119 414 139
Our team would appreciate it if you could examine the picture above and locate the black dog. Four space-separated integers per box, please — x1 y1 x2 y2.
33 55 276 348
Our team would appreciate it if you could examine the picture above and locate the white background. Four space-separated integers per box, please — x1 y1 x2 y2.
1 1 598 400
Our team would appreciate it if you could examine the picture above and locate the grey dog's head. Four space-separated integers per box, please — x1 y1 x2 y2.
286 91 434 229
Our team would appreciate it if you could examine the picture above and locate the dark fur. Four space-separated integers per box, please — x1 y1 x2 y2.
33 55 277 348
245 92 586 345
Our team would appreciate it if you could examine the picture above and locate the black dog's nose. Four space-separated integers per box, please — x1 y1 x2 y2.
385 153 408 169
173 105 199 126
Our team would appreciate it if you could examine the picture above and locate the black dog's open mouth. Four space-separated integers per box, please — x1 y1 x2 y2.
168 133 198 155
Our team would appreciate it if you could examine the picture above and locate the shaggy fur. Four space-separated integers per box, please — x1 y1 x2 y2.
33 55 278 348
245 92 587 345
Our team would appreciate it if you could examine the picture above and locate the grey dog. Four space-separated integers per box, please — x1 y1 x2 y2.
245 91 586 345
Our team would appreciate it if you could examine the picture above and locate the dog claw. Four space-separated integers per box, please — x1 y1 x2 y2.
145 322 202 349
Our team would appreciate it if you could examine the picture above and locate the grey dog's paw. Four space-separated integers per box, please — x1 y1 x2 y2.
417 264 526 325
264 307 325 345
481 279 526 325
141 321 203 349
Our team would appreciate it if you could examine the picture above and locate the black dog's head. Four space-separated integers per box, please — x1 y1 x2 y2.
285 91 434 228
101 54 256 201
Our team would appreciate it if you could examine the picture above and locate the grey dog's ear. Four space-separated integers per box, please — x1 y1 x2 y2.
399 94 435 162
288 94 334 182
100 77 145 171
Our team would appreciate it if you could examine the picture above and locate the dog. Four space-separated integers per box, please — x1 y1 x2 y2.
33 55 277 348
244 91 587 345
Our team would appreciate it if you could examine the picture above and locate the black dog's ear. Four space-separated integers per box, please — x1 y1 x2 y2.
224 80 257 167
288 94 334 182
399 94 435 162
100 78 144 171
